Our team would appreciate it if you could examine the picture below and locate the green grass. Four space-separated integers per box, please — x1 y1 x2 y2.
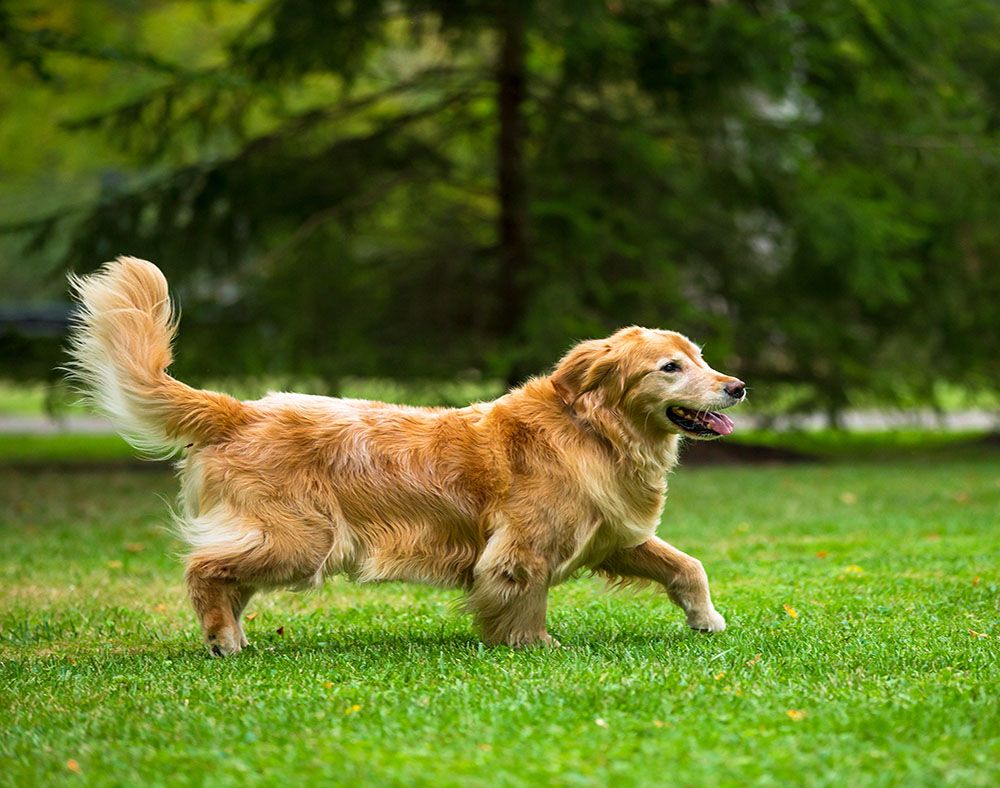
2 456 999 786
730 428 995 460
0 434 136 464
0 382 53 416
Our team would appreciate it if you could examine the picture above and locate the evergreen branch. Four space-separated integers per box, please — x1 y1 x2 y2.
0 84 482 246
254 172 411 273
60 63 481 159
0 14 186 78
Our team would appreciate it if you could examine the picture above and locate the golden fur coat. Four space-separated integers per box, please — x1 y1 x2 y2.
68 257 745 653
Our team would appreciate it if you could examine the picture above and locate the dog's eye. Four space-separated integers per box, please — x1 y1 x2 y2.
660 361 681 373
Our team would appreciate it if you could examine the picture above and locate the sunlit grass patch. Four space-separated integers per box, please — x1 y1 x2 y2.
1 458 998 785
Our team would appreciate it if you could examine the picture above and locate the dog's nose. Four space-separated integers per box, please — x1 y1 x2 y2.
724 380 746 399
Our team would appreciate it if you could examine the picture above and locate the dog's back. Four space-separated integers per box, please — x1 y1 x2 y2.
183 391 506 589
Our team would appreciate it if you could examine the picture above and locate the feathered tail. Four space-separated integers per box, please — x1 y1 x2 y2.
66 256 249 456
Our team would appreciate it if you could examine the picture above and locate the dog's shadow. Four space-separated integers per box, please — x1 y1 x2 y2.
151 623 700 667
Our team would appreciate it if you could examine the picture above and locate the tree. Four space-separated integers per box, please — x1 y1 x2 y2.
2 0 999 415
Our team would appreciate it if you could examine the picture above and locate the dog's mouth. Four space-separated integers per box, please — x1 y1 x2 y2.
665 406 735 438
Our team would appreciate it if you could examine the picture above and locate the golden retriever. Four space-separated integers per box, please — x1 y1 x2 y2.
68 257 745 654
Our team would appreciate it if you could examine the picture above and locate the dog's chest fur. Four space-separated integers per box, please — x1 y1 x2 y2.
574 453 667 540
548 436 678 582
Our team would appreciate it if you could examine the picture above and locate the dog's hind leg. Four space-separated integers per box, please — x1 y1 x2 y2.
185 562 245 656
598 536 726 633
182 510 331 656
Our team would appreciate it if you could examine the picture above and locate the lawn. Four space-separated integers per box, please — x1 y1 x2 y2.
1 443 998 786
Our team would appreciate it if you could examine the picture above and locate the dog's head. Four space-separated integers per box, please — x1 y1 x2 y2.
551 327 745 441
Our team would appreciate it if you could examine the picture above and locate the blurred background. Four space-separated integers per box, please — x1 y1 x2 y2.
5 7 1000 780
1 0 998 436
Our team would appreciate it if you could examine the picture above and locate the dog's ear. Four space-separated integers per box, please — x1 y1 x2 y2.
551 339 624 407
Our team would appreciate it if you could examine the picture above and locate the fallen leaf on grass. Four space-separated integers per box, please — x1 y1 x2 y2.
816 551 828 559
153 603 169 613
783 604 799 619
972 576 981 586
746 653 762 667
245 612 257 621
66 759 82 774
786 709 806 721
969 630 989 639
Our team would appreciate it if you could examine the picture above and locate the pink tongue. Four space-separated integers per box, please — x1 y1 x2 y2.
703 412 735 436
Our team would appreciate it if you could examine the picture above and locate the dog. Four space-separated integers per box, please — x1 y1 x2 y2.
67 257 745 654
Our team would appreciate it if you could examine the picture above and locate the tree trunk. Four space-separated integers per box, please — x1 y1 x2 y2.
496 2 529 355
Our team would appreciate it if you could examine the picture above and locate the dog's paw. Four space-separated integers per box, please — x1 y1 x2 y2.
206 628 243 656
687 609 726 633
500 630 561 649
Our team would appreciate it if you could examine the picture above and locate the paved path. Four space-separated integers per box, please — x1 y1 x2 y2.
738 409 998 432
0 415 116 434
1 409 995 435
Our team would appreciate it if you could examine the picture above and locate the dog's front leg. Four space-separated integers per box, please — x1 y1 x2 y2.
599 536 726 633
467 529 558 648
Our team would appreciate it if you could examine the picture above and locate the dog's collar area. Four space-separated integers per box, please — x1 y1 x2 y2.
665 406 734 436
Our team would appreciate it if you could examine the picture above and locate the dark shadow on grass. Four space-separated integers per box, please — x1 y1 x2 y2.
37 628 700 666
238 623 702 659
242 629 481 656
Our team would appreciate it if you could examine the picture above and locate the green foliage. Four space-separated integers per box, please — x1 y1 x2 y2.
0 432 134 462
1 1 999 409
2 460 998 784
